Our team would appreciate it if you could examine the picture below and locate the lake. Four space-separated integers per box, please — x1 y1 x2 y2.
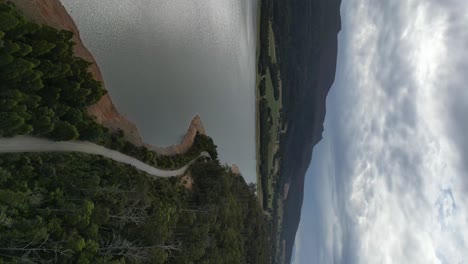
60 0 258 182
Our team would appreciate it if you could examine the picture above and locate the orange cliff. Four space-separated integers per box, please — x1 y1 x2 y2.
10 0 206 154
148 115 206 155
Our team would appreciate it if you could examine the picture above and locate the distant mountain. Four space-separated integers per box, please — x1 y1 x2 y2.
272 0 342 262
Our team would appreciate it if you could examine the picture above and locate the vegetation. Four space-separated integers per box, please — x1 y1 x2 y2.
0 152 270 263
256 0 290 263
102 130 219 170
0 3 272 263
256 0 284 203
269 63 280 101
257 0 272 76
0 2 106 140
258 98 271 205
256 0 284 209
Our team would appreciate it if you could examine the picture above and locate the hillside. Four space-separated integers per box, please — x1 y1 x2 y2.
271 0 342 262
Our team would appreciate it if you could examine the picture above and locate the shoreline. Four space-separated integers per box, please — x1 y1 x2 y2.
9 0 206 155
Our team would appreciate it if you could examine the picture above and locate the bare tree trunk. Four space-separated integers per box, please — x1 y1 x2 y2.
0 238 74 263
99 233 181 261
108 201 149 226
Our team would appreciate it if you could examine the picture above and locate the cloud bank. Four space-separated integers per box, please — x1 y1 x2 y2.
295 0 468 263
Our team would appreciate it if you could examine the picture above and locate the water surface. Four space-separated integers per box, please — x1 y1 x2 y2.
61 0 257 181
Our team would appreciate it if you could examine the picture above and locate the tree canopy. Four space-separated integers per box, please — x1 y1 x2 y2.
0 2 106 140
0 153 270 263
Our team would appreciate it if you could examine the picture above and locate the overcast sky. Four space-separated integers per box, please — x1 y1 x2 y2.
294 0 468 263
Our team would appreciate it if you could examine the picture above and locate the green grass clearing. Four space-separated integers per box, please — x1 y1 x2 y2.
269 21 278 63
256 16 284 210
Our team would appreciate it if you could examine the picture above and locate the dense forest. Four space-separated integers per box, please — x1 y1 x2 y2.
257 1 280 102
0 153 270 263
0 2 106 140
258 98 271 206
0 2 271 263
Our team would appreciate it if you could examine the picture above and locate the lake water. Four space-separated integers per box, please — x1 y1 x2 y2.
60 0 258 182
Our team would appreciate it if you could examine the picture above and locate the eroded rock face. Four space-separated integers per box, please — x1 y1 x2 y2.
230 164 241 176
146 115 206 155
11 0 206 155
88 94 147 146
10 0 140 139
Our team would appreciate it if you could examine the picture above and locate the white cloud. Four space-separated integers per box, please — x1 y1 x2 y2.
292 234 301 264
333 0 468 263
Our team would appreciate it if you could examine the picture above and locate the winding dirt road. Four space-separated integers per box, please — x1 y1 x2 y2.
0 137 209 177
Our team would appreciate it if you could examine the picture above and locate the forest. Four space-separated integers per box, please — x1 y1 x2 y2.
0 153 270 263
0 2 271 263
0 2 106 141
256 0 286 260
258 98 271 207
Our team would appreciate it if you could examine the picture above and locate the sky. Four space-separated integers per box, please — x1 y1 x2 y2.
294 0 468 263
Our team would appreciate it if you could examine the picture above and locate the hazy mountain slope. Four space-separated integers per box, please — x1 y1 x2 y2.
271 0 342 262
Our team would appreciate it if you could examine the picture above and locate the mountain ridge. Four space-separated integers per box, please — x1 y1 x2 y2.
272 0 342 262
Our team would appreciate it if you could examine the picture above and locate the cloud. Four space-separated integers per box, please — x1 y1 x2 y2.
295 0 468 263
292 234 301 264
327 0 468 263
294 138 358 264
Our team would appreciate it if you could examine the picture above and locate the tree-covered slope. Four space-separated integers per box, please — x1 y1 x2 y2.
0 153 270 263
0 2 106 141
